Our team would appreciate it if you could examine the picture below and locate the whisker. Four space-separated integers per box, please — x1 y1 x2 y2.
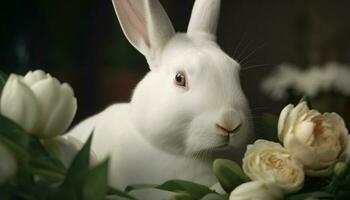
239 43 266 65
241 64 270 71
236 39 256 62
232 30 248 59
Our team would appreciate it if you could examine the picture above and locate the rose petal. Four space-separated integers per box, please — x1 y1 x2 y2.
304 110 320 121
306 166 333 177
291 102 309 120
283 133 321 169
294 121 315 145
278 104 294 142
326 113 348 150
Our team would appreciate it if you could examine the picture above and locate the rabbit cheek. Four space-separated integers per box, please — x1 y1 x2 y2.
228 113 252 148
185 114 229 155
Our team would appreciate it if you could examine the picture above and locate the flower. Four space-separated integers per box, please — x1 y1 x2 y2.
229 181 283 200
261 63 301 100
261 62 350 100
0 142 17 185
242 140 304 193
278 101 349 176
0 70 77 138
42 136 98 167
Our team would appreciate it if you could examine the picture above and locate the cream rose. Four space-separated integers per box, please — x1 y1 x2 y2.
242 140 304 193
229 181 283 200
278 102 349 176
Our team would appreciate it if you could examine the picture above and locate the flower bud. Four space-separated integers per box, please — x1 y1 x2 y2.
0 70 77 138
334 162 347 177
230 181 283 200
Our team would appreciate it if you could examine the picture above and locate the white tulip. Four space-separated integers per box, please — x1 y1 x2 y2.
0 74 40 133
278 102 348 176
0 143 17 185
0 70 77 138
242 140 304 193
42 136 98 167
229 181 283 200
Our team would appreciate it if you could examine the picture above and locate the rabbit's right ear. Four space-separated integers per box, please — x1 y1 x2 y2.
112 0 175 67
187 0 221 37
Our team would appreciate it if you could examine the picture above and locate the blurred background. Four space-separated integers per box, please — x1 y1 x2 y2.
1 0 350 135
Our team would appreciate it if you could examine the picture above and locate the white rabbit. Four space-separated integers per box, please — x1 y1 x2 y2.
68 0 253 198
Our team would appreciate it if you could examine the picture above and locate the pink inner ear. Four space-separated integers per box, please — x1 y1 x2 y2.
118 0 150 48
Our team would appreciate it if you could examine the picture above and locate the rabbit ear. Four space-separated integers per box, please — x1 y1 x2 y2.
187 0 221 37
112 0 175 63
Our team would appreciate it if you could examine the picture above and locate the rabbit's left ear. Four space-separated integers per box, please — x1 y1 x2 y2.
112 0 175 66
187 0 221 37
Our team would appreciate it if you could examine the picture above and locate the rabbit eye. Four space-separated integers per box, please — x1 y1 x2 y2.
174 72 187 88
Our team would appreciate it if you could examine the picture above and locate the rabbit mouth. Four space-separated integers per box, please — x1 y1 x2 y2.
212 137 230 149
214 141 230 149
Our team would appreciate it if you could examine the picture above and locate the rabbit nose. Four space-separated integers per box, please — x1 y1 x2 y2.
215 109 242 136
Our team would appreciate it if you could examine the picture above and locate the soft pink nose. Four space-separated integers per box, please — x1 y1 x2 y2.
216 109 242 136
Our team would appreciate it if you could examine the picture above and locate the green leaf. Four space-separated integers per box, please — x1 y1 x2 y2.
0 185 13 200
125 184 157 192
126 180 213 199
13 168 56 200
320 162 350 198
0 136 30 160
286 192 335 200
29 137 66 172
0 70 8 95
25 167 64 181
50 134 95 200
52 159 111 200
0 114 30 149
48 184 78 200
156 180 213 199
107 187 137 200
213 159 249 193
261 113 279 141
65 133 93 181
201 193 228 200
81 160 109 200
167 194 194 200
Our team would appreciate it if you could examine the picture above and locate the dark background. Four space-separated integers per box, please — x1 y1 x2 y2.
1 0 350 133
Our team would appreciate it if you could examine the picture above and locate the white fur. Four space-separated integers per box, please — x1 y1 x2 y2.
187 0 221 36
68 0 252 199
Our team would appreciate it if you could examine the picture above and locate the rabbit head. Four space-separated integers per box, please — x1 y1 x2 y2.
112 0 252 156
